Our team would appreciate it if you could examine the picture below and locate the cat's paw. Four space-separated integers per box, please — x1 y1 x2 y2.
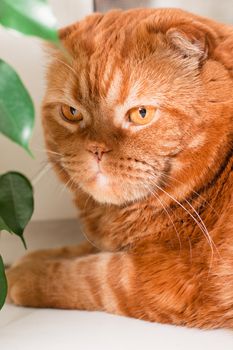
6 260 43 307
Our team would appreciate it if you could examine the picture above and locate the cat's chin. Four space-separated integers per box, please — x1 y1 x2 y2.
80 175 124 205
80 173 148 206
84 188 144 206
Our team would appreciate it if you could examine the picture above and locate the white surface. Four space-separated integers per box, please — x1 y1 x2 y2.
0 304 232 350
0 0 93 221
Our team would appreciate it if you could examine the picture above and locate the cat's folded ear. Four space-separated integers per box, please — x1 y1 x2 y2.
166 22 216 61
214 36 233 75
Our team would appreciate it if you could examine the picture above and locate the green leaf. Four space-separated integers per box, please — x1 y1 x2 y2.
0 59 34 153
0 216 11 232
0 255 7 310
0 172 34 247
0 0 59 44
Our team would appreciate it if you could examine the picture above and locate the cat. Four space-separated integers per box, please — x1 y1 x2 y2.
7 8 233 329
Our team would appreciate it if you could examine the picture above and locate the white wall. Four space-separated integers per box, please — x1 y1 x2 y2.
0 0 93 221
153 0 233 23
95 0 233 23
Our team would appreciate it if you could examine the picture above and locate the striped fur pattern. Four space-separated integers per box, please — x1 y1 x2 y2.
7 8 233 329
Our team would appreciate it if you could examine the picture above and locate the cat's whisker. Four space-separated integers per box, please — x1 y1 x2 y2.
58 172 77 198
146 170 218 246
38 158 51 168
53 166 77 197
32 146 64 157
184 197 221 258
32 163 53 186
60 164 76 173
53 57 80 80
84 194 92 210
148 178 218 269
159 170 219 216
62 159 85 167
146 163 219 216
45 88 66 94
148 175 209 233
36 162 71 196
79 226 102 251
57 165 91 197
144 160 218 218
59 162 90 178
143 183 182 252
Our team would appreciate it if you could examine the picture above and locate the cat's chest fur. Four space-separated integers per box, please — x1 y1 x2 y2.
75 175 232 253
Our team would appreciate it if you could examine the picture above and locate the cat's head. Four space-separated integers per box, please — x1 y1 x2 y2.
42 8 233 205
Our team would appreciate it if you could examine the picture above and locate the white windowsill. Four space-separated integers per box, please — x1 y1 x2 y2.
0 304 232 350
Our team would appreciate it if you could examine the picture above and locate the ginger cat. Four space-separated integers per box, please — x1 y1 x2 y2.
7 8 233 329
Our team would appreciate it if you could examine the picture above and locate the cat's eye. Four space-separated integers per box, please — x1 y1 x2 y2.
128 106 157 125
61 104 83 123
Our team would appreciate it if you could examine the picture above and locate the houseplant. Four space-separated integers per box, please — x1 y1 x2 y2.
0 0 60 309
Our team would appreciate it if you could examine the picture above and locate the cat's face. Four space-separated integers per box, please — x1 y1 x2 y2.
42 9 233 205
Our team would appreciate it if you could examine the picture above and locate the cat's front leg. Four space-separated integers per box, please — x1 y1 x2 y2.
6 248 227 329
7 253 131 313
6 251 131 311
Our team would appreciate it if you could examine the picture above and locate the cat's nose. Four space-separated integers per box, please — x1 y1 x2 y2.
86 143 111 161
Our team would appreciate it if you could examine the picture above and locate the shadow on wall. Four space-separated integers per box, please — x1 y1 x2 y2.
94 0 152 11
94 0 233 24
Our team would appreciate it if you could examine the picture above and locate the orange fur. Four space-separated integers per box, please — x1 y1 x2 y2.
7 8 233 329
